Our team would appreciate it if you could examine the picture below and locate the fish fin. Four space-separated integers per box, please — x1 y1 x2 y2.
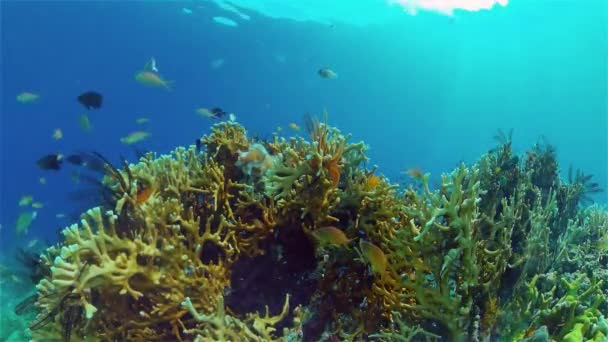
15 294 38 315
143 57 157 72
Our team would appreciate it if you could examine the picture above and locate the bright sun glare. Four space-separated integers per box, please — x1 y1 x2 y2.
391 0 509 15
211 0 510 26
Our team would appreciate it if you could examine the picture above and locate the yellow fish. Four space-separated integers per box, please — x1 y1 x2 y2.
195 108 215 118
312 226 352 247
288 122 301 131
16 211 37 235
52 128 63 140
19 195 33 206
135 71 173 90
136 117 150 124
121 131 150 145
79 114 92 132
16 92 40 103
359 240 387 276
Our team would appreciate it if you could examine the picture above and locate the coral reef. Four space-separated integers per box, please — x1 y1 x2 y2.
21 118 607 341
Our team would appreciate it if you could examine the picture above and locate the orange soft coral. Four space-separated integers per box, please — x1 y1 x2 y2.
305 112 344 188
326 144 344 188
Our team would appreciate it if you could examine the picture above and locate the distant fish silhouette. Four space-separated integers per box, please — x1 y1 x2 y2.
77 91 103 109
66 154 84 166
37 154 63 170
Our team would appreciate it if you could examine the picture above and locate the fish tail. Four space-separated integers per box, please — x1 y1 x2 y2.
164 80 175 92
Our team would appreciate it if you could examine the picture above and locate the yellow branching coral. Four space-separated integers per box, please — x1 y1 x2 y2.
25 117 603 342
28 121 298 341
262 113 360 227
181 294 303 342
32 206 231 341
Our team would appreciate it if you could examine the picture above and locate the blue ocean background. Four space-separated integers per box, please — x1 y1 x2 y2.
1 0 606 257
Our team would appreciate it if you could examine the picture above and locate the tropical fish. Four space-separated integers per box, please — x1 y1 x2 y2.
136 182 155 204
121 131 150 145
32 202 44 209
52 128 63 140
211 107 227 118
312 226 352 247
135 117 150 124
66 154 85 166
16 92 40 103
79 114 92 132
37 154 63 170
77 91 103 109
195 138 202 153
182 7 193 15
359 240 387 276
27 239 40 249
39 177 47 185
55 213 66 219
210 58 225 69
288 123 301 131
16 211 37 235
213 16 238 27
405 167 424 181
318 68 338 79
216 1 250 20
229 113 236 122
364 174 381 190
196 108 214 119
19 195 33 206
196 107 226 119
135 70 173 90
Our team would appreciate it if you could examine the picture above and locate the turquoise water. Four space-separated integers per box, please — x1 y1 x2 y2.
1 1 606 341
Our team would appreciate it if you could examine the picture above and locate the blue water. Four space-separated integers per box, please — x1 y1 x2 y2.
1 0 606 253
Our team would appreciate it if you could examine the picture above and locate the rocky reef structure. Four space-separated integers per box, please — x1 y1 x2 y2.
21 118 608 341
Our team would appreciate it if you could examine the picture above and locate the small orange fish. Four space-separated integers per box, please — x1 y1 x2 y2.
359 240 387 275
405 167 424 180
312 226 352 246
136 182 154 204
364 174 381 190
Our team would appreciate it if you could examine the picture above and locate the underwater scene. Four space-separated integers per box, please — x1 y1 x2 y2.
1 0 607 341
